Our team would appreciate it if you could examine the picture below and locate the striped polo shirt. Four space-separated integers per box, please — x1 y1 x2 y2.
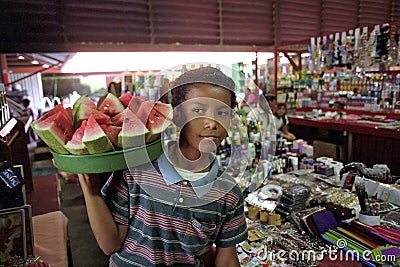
101 153 248 266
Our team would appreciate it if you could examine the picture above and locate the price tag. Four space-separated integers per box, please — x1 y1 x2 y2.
0 117 17 137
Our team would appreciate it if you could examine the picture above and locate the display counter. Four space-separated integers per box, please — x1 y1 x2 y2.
238 169 400 267
287 112 400 176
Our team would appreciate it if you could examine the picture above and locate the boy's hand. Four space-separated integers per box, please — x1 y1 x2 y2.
215 246 240 267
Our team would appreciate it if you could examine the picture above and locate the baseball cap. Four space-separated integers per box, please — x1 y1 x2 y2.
171 66 235 91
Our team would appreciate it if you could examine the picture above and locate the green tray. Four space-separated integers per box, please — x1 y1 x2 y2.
51 139 163 174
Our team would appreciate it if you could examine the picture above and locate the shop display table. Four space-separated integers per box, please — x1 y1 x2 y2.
288 114 400 175
239 170 400 267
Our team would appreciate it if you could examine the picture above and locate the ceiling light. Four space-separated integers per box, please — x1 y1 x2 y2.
31 59 39 65
18 55 25 60
42 64 50 68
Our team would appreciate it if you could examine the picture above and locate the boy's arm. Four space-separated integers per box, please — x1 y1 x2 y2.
78 174 128 255
214 246 240 267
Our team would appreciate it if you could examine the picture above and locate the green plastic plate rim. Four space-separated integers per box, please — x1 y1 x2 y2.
51 139 163 174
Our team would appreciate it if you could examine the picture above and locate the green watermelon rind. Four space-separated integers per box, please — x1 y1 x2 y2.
98 93 125 116
117 108 149 149
64 120 88 155
82 115 115 154
65 142 88 155
118 130 149 149
83 135 114 154
31 122 70 154
72 94 96 122
75 105 112 128
31 108 74 155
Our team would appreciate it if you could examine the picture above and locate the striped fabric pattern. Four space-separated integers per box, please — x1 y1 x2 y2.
101 160 248 267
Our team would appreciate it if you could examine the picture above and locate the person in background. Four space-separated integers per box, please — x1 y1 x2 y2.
22 97 38 141
238 87 257 110
273 103 296 141
22 98 36 120
98 81 122 106
73 66 247 266
265 94 276 113
247 93 275 139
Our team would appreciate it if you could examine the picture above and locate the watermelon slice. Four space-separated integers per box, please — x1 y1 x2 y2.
64 120 88 155
110 110 126 127
98 93 125 117
118 92 133 108
31 108 74 154
118 108 149 149
136 101 173 133
74 106 112 128
35 104 66 124
100 124 122 148
135 101 155 125
82 115 115 154
72 94 96 122
128 95 148 113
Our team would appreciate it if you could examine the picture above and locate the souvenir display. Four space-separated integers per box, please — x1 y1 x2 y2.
241 151 400 266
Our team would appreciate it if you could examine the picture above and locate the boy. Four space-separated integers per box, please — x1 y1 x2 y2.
77 66 248 266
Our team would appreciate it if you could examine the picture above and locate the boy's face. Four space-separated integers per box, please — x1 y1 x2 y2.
176 83 232 158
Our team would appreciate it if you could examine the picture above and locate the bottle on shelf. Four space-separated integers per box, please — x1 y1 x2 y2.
121 69 134 94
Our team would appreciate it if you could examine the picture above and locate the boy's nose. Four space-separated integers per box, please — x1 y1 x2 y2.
203 117 218 129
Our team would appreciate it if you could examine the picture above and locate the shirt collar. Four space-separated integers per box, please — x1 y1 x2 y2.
158 152 219 198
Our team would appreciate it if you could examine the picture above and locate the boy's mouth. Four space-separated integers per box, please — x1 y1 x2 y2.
199 135 219 139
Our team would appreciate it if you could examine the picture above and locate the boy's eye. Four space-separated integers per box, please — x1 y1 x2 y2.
218 110 230 117
193 108 205 114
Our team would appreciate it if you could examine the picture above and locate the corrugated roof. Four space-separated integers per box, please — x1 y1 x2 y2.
0 0 398 53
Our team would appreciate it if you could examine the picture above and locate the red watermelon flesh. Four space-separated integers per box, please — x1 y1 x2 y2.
74 106 112 128
65 107 73 119
118 108 149 148
152 102 173 121
135 100 154 125
64 120 88 155
100 124 122 148
82 115 115 154
98 93 125 117
118 92 133 108
136 101 173 134
35 104 65 124
128 95 148 113
72 94 96 122
31 109 74 154
110 111 125 127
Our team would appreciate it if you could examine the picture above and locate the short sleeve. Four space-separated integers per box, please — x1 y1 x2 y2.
215 191 248 248
101 170 130 225
284 115 290 126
